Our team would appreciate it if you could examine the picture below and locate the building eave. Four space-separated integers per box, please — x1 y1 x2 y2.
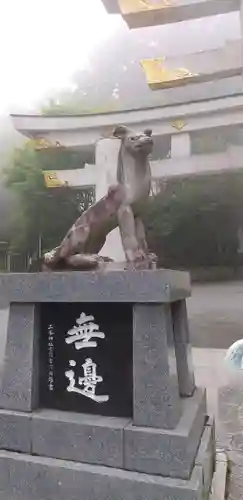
101 0 240 23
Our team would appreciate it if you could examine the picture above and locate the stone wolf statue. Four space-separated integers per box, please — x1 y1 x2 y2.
43 125 157 270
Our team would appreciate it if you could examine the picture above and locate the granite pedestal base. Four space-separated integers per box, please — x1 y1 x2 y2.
0 419 215 500
0 271 215 499
0 416 215 500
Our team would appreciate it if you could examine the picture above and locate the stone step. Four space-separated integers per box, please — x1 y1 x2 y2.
0 448 205 500
0 388 206 479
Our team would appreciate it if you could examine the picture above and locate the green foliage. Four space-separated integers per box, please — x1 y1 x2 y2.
4 142 94 255
145 172 243 269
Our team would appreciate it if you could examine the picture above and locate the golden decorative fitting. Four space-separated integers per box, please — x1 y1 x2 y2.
140 58 199 90
27 138 64 150
119 0 171 13
171 120 186 131
43 171 67 188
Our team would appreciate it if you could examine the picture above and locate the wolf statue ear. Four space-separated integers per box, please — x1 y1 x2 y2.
144 128 152 137
113 125 129 139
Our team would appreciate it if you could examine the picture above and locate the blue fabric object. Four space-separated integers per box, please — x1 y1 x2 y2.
225 340 243 369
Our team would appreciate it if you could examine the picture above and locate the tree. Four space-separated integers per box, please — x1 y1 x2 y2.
145 171 243 269
4 141 94 257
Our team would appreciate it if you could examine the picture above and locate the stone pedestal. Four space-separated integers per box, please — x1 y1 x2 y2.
0 270 215 500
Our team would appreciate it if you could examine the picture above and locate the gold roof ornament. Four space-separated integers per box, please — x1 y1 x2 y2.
141 58 199 90
43 171 68 188
119 0 172 28
33 138 53 150
119 0 171 13
171 120 186 131
27 138 64 151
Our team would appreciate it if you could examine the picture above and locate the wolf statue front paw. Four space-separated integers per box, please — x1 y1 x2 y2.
147 252 158 269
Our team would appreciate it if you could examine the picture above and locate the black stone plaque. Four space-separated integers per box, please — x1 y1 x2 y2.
39 303 133 418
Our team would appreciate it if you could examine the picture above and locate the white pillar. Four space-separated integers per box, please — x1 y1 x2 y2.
171 133 191 158
95 138 125 261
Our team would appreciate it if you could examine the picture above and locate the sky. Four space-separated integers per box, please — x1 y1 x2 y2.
0 1 241 117
0 0 120 115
